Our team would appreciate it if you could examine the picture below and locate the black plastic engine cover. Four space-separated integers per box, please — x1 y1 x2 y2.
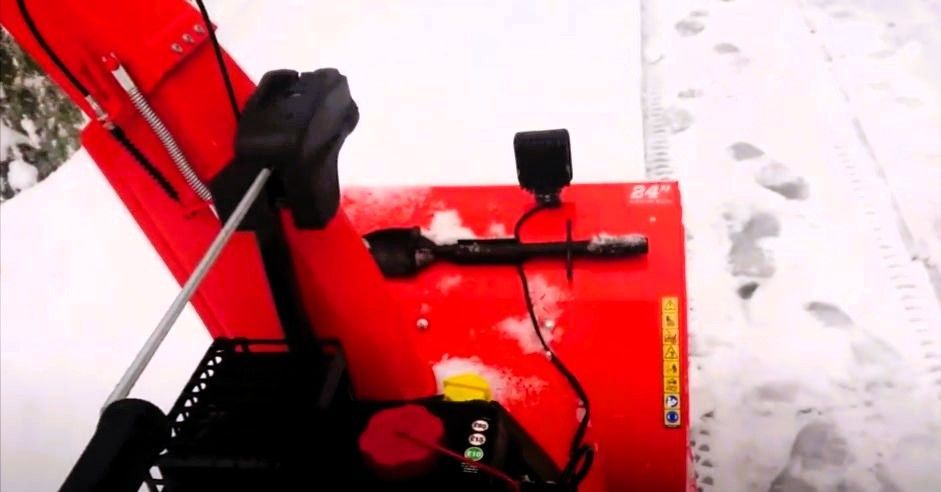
347 398 566 491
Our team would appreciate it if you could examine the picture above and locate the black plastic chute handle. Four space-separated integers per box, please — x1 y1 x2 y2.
60 399 170 492
436 235 649 264
364 227 649 277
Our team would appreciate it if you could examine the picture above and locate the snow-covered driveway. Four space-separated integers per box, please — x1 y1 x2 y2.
641 0 941 490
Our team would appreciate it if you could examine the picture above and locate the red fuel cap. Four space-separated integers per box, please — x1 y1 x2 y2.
358 404 445 480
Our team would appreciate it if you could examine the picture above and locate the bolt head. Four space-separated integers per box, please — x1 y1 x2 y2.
543 319 556 331
171 43 184 53
416 318 429 330
194 24 207 33
182 33 195 43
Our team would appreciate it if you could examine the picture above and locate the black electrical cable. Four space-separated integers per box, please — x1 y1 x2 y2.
194 0 241 121
15 0 180 202
513 204 595 487
192 2 323 354
15 0 89 96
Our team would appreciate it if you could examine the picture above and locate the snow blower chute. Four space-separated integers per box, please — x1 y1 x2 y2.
1 0 693 490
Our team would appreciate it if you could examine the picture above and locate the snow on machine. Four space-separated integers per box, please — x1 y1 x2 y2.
2 0 693 490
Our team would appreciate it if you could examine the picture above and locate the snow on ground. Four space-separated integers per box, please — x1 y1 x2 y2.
0 2 641 491
798 0 941 298
6 159 38 191
0 121 32 161
642 0 941 491
1 121 40 194
0 152 209 492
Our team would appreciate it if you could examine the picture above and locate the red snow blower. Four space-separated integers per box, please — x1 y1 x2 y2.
1 0 693 490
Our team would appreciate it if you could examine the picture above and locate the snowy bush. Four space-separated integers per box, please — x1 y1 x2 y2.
0 29 83 202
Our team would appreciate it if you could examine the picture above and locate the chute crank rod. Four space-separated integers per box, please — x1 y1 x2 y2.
103 169 271 410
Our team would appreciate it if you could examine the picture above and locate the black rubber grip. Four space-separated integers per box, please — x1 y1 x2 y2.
59 399 170 492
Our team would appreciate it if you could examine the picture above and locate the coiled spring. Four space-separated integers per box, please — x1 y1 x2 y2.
111 64 213 202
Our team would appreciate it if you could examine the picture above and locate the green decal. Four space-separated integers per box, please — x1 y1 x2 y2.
464 446 484 461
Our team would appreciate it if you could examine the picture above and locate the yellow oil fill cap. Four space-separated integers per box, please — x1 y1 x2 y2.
442 373 492 402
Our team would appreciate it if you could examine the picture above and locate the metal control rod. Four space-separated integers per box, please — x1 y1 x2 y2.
103 169 271 410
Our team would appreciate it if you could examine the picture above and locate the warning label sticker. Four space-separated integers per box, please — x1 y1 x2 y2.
664 360 679 378
661 296 681 428
663 345 679 360
663 330 678 346
663 377 680 394
662 297 679 314
663 312 678 331
664 394 680 408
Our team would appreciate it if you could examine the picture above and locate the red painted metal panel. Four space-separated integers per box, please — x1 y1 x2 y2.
280 209 438 400
341 183 691 490
79 122 283 340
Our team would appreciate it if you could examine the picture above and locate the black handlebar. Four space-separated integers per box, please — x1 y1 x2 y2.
59 398 169 492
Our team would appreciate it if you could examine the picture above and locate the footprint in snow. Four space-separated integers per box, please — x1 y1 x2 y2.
829 9 854 20
737 280 759 299
851 335 900 368
768 474 817 492
728 211 780 278
744 381 804 417
729 141 764 160
806 302 903 370
752 381 800 403
728 142 810 200
806 302 904 384
714 43 752 68
805 301 854 328
675 18 705 36
894 95 923 107
678 88 702 99
714 42 740 54
666 107 694 133
757 162 810 200
769 421 852 492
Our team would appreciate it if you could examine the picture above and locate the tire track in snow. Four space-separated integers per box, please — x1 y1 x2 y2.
794 0 941 404
640 0 941 490
640 2 718 490
796 0 941 302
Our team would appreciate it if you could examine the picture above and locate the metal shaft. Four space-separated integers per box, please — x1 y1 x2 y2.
104 169 271 409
